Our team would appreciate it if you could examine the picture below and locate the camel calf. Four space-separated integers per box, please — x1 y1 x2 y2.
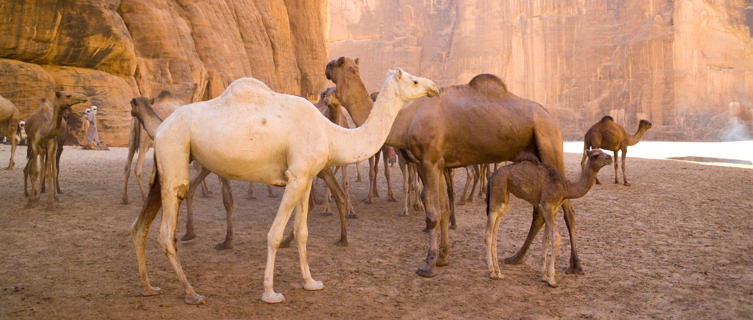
485 150 612 287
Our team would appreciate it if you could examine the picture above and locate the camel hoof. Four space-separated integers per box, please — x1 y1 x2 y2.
388 197 397 202
185 292 206 305
261 291 285 304
303 280 324 291
320 211 333 217
121 198 129 205
503 256 524 265
565 264 584 275
180 232 196 242
246 195 257 200
214 242 233 250
416 267 438 278
267 193 277 198
541 277 558 288
623 182 631 186
450 224 457 230
595 180 602 185
335 239 348 247
346 213 358 219
436 258 449 267
490 272 505 280
142 285 162 296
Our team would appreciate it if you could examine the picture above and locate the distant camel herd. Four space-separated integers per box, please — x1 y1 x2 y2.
0 57 653 305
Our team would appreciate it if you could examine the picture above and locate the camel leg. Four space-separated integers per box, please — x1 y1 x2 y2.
293 180 324 291
416 161 443 277
45 142 56 210
262 170 311 303
54 141 62 195
467 165 480 202
134 131 150 201
383 148 396 202
443 168 457 230
478 164 487 199
341 164 355 217
319 167 350 244
437 167 452 266
247 182 256 199
355 161 362 182
540 203 559 287
182 167 211 241
130 167 163 297
26 150 40 207
621 148 630 186
613 150 619 184
215 176 234 250
485 178 509 279
365 155 377 203
322 177 333 216
267 185 276 197
5 123 17 170
562 199 583 274
413 167 425 212
122 119 140 204
40 151 48 194
23 157 30 197
459 166 472 205
199 179 210 198
399 157 410 215
504 206 544 264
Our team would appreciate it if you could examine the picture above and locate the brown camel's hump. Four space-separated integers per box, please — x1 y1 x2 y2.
468 74 508 98
599 115 614 123
155 90 172 100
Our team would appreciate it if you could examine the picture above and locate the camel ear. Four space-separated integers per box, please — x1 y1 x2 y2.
149 98 155 105
337 57 345 66
355 57 359 65
55 91 61 98
396 68 403 80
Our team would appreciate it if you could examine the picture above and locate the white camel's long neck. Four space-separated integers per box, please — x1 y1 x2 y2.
329 77 404 165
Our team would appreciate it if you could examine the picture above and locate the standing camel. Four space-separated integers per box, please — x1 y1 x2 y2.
130 70 438 304
0 95 20 169
326 57 581 278
122 91 183 204
485 150 612 286
24 91 87 209
582 116 652 186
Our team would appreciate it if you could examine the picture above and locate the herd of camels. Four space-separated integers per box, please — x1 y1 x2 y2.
0 56 654 305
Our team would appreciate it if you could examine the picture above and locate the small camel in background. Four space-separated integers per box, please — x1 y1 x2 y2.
485 150 612 287
582 116 652 186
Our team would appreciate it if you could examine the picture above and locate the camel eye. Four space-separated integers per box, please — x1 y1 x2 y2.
413 80 418 86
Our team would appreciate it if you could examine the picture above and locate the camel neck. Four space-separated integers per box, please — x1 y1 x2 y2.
627 126 649 146
134 106 164 139
328 76 402 165
48 104 66 139
564 164 598 199
338 78 373 126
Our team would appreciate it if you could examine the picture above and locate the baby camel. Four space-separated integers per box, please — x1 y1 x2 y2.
131 70 438 305
485 150 612 287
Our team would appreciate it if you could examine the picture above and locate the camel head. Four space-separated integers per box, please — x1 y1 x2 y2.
388 68 439 101
639 119 652 130
55 91 88 110
321 87 341 111
325 56 360 86
129 96 153 118
585 149 612 171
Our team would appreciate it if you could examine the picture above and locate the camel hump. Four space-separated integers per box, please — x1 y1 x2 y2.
220 77 273 103
468 74 508 96
155 90 171 100
600 115 614 122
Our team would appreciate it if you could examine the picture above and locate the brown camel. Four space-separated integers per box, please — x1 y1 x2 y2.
24 91 87 209
129 96 237 250
326 57 582 278
122 91 183 204
582 116 652 186
0 95 20 170
486 150 612 286
38 112 69 196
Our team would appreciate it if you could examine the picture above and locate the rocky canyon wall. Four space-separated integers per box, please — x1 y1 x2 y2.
0 0 329 146
328 0 753 140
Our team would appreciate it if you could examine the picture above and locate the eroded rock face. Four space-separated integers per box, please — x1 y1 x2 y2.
0 0 329 146
328 0 753 140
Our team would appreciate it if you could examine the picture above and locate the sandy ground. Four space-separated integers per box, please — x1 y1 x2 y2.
0 144 752 319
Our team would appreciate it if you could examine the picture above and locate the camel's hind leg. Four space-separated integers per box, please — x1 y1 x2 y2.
130 168 163 297
620 148 630 186
459 166 473 205
182 167 211 242
443 168 457 230
44 143 57 210
485 178 510 280
215 176 234 250
612 150 619 184
122 119 140 204
383 148 396 202
398 154 410 215
262 170 314 303
415 161 444 277
5 121 17 170
133 130 151 201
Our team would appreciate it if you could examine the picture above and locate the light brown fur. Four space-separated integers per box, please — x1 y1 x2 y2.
581 116 652 186
0 95 20 170
326 57 583 278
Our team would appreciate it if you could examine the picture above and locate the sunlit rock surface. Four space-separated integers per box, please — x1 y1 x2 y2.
0 0 329 146
328 0 753 140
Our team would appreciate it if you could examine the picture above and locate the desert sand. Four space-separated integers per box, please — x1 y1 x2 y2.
0 144 751 319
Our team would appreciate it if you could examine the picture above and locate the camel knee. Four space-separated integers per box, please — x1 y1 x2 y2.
267 232 284 249
174 183 189 200
158 233 178 255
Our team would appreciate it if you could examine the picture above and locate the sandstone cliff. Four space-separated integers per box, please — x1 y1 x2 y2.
0 0 329 146
328 0 753 140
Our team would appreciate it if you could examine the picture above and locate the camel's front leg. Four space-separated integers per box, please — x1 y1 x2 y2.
45 143 57 210
215 176 234 250
416 162 443 277
540 203 559 287
562 200 583 274
459 166 473 204
340 165 355 217
317 167 349 245
121 120 139 204
263 171 309 303
398 155 410 215
443 168 457 230
134 134 150 201
621 148 630 186
613 150 619 184
383 148 396 201
182 167 211 242
5 125 17 170
437 167 452 266
293 180 323 291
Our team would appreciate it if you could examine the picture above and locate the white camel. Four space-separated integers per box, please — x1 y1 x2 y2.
130 69 438 305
